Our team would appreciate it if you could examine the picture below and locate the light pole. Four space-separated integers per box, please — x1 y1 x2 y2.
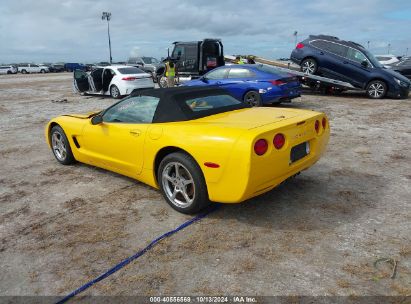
102 12 112 64
293 31 298 46
406 48 409 57
387 43 391 54
367 41 370 49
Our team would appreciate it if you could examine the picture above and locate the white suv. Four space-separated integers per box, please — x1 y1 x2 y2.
0 65 18 74
18 64 49 74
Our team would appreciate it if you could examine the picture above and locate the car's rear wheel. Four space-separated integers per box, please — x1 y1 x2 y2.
50 125 75 165
110 85 121 99
158 152 210 214
21 69 27 74
244 90 262 107
366 80 387 99
301 58 318 75
7 71 11 74
40 69 46 73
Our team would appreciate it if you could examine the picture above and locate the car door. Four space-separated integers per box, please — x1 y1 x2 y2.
316 41 349 81
73 70 90 92
30 64 40 73
80 95 160 177
221 68 257 100
342 47 373 87
201 67 229 86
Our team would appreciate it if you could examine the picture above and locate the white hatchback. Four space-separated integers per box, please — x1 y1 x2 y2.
73 65 155 98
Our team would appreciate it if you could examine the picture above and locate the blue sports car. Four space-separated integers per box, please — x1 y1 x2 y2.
183 64 301 106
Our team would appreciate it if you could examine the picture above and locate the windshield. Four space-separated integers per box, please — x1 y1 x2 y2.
118 67 145 74
363 50 383 68
142 57 159 64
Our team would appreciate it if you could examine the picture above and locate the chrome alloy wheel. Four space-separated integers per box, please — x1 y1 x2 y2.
162 162 195 208
302 60 316 74
51 131 67 161
368 83 385 98
244 91 260 107
111 86 120 98
159 75 168 88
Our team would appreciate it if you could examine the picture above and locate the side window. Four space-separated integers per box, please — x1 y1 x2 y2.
172 45 185 59
32 64 39 67
227 68 255 78
103 95 160 123
310 40 329 51
347 48 369 64
205 68 228 79
327 43 348 57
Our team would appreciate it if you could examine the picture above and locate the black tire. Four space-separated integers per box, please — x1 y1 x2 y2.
110 85 121 99
366 80 387 99
40 69 46 73
49 125 76 165
243 90 262 107
300 58 318 75
21 69 27 74
158 152 210 214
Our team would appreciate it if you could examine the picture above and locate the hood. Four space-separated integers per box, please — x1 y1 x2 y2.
192 107 308 130
381 67 410 83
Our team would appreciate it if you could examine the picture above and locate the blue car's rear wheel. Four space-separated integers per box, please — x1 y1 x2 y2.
158 152 210 214
244 90 262 107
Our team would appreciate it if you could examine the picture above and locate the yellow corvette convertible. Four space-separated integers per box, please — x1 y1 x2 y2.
46 87 329 213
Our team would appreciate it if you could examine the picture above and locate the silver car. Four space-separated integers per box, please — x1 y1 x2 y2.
0 65 18 74
127 56 162 80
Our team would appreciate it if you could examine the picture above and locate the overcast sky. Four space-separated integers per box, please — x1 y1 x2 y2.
0 0 410 63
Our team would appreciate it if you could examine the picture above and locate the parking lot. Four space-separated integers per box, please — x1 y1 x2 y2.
0 73 410 297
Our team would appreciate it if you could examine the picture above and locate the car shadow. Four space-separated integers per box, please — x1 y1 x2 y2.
209 163 385 232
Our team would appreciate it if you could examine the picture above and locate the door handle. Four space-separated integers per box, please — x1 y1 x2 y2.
129 129 141 136
319 52 324 55
343 61 349 64
216 81 222 84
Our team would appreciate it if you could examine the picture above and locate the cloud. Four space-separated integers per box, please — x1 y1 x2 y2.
0 0 410 63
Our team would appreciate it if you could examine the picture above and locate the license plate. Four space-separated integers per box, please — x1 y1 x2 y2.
290 141 310 163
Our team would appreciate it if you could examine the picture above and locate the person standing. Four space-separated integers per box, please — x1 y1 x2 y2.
165 60 176 87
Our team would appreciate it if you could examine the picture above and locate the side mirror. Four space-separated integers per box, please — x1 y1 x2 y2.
91 115 103 125
201 77 209 83
361 60 369 68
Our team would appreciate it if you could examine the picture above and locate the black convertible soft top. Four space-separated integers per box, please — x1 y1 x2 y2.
130 86 249 123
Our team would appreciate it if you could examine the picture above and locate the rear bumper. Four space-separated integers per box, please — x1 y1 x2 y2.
207 113 329 203
261 85 302 104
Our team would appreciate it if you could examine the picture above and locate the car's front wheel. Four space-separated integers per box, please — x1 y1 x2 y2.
366 80 387 99
21 69 27 74
301 58 318 75
158 152 210 214
243 90 262 107
40 69 46 73
49 125 75 165
110 85 121 99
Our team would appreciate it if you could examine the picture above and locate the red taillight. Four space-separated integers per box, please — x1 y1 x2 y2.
122 76 136 81
315 120 320 133
322 117 327 129
296 43 304 49
273 133 285 149
254 139 268 156
270 80 285 86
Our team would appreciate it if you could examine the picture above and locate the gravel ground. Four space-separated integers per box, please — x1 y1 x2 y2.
0 73 410 298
